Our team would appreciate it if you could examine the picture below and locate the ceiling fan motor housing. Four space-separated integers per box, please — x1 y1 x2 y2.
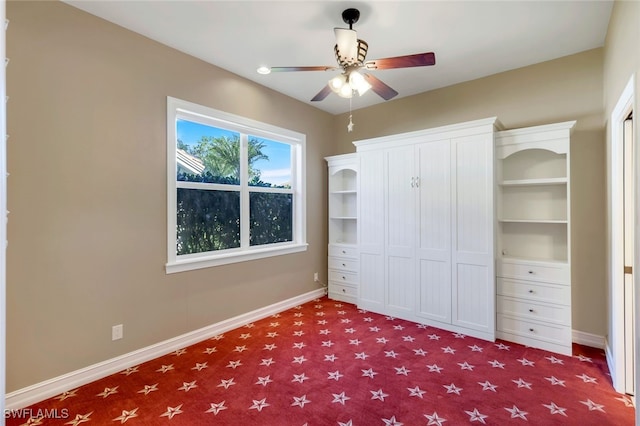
335 39 368 67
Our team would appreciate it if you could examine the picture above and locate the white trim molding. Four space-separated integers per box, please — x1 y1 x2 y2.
572 330 605 349
6 289 326 410
609 74 635 393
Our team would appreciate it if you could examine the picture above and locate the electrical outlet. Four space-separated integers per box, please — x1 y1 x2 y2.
112 324 123 341
314 272 319 282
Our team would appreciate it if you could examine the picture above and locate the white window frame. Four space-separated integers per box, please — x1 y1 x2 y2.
166 97 307 273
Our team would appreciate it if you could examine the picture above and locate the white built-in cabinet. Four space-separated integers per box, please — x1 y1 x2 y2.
495 121 575 355
325 154 359 304
326 119 576 351
354 118 498 341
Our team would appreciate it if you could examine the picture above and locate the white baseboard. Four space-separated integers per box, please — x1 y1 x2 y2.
572 329 605 349
6 288 326 410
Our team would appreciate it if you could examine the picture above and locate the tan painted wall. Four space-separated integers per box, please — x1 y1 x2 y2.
6 1 333 392
334 49 608 338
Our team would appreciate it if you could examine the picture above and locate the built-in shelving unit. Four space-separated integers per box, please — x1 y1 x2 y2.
495 121 575 355
325 154 358 304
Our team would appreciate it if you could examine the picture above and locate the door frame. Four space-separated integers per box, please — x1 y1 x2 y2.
609 74 635 393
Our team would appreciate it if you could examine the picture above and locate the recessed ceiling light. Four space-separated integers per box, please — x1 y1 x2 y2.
257 66 271 75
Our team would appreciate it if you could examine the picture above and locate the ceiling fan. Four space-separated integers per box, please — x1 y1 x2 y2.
259 8 436 103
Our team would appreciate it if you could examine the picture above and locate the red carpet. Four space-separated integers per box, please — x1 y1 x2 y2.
7 297 635 425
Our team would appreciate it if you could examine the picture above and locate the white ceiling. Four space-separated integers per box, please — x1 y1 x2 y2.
64 0 613 115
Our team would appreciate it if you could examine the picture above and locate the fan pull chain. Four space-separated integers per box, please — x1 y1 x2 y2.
347 97 354 132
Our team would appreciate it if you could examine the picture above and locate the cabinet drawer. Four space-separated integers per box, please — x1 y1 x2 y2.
498 260 569 284
329 245 358 259
497 296 570 325
497 278 570 305
329 270 358 284
329 282 357 298
497 314 571 346
329 257 359 272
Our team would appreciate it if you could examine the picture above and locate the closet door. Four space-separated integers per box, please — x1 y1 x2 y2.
451 133 495 337
358 150 385 312
415 139 452 323
385 146 416 318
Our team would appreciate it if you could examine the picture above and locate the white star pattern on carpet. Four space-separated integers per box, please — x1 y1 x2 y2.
249 398 269 411
112 407 138 423
543 401 568 416
332 392 350 405
370 389 389 401
205 401 227 415
425 411 447 425
137 383 158 395
255 375 273 386
407 385 426 398
504 404 528 420
465 408 488 424
291 394 311 408
160 405 182 419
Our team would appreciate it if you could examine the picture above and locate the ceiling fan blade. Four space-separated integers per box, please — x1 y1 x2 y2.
363 73 398 100
311 84 332 102
269 66 337 72
334 28 358 62
365 52 436 70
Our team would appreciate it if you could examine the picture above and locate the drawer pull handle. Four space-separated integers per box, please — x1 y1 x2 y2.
528 289 534 294
528 309 534 313
342 288 346 293
342 276 346 280
528 270 534 274
342 263 346 267
529 328 534 332
342 250 346 254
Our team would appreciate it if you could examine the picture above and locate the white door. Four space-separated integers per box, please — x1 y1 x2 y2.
358 150 385 312
451 134 495 337
415 139 452 323
385 146 416 318
623 115 635 396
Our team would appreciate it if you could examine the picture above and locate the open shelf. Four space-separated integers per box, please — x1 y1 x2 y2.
326 154 358 247
501 149 567 181
500 177 567 186
499 219 568 224
499 255 569 266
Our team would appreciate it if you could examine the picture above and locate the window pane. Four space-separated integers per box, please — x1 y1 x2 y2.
250 192 293 246
177 188 240 255
176 119 240 184
249 137 292 188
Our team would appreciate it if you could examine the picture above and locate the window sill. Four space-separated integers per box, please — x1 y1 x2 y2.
166 243 308 274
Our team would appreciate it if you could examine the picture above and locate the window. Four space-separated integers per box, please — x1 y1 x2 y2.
166 97 307 273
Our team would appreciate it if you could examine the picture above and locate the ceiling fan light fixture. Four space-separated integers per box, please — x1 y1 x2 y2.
329 74 347 91
338 83 354 98
349 70 371 96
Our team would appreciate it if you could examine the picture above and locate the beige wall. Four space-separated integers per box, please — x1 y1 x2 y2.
334 49 608 337
6 0 616 394
6 1 333 392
